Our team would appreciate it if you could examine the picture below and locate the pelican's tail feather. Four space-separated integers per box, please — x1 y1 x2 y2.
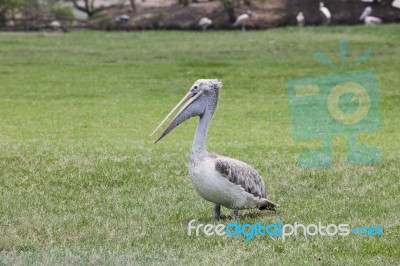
259 199 279 211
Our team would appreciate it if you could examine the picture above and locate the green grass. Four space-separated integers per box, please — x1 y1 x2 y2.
0 26 399 264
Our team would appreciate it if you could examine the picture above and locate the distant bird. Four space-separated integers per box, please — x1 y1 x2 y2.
233 11 252 31
392 0 400 9
198 17 212 31
115 14 130 23
297 12 305 27
151 79 278 219
319 2 331 25
50 20 61 29
360 6 382 25
49 20 68 32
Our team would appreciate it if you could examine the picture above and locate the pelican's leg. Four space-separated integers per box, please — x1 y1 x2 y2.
232 208 239 219
214 204 221 220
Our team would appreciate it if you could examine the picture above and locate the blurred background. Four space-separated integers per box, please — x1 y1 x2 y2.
1 0 400 31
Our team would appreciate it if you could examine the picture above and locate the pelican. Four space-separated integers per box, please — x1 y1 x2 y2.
393 0 400 9
319 2 331 25
198 17 212 31
360 6 382 25
151 79 278 219
233 11 252 31
49 20 67 32
115 14 130 23
296 12 305 27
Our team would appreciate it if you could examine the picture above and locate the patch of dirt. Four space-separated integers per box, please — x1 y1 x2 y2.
89 0 287 30
88 0 400 30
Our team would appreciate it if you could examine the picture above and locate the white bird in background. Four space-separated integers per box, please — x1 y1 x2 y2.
392 0 400 9
319 2 331 25
115 14 130 23
233 11 252 31
360 6 382 25
49 20 67 32
50 20 61 29
151 79 278 219
297 12 305 27
198 17 212 31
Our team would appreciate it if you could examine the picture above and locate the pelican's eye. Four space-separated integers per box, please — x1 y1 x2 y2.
192 85 200 94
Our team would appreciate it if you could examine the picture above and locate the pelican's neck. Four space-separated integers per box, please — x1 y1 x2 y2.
191 92 218 160
191 112 212 158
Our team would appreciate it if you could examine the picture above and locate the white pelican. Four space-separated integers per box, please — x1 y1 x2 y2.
319 2 331 25
151 79 278 219
360 6 382 25
297 12 305 27
198 17 212 31
49 20 67 32
115 14 130 23
50 20 61 29
233 11 252 31
393 0 400 9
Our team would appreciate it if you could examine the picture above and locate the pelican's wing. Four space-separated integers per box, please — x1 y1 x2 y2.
214 156 267 199
367 16 382 24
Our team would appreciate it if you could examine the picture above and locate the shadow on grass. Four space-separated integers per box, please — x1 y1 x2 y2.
194 210 279 223
0 245 35 253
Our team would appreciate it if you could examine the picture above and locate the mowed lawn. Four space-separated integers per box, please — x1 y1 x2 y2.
0 26 399 264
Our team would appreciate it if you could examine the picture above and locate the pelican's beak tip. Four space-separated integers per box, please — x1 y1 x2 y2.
154 134 164 144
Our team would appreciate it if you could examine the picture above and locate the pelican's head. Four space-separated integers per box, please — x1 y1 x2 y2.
150 79 222 143
360 6 372 21
319 2 324 8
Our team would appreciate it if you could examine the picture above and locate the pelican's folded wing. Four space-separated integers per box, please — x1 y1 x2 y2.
214 156 267 199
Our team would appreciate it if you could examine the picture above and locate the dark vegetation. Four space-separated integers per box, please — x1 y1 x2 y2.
1 0 399 31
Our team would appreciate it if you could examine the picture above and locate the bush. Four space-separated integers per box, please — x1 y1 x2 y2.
91 14 114 30
52 6 75 25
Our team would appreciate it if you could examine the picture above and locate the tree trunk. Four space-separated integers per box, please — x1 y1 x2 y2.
178 0 190 6
221 0 236 23
70 0 105 17
129 0 136 12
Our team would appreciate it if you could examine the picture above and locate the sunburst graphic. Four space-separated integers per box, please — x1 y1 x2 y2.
315 38 373 68
286 38 382 168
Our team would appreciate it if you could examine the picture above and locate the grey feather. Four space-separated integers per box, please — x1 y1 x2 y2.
214 155 267 199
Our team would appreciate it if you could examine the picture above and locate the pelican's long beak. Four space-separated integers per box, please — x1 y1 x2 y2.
150 91 204 143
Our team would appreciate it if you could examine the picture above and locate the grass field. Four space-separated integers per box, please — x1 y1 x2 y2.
0 26 399 264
